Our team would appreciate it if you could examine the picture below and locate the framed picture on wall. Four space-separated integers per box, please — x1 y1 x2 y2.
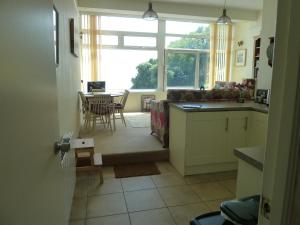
53 6 59 65
69 18 79 57
235 49 247 67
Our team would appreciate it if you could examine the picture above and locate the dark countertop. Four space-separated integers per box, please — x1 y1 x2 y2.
234 146 265 171
169 101 268 114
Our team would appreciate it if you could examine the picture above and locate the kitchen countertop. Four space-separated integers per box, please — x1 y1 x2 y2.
233 146 265 171
170 101 268 113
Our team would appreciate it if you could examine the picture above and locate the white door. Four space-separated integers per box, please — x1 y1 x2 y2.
0 1 75 225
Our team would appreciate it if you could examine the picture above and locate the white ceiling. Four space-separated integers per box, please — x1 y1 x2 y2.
151 0 263 10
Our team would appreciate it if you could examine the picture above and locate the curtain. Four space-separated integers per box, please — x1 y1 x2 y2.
80 15 101 88
209 23 233 87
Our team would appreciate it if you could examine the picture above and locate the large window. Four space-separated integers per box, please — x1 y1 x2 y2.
80 15 158 91
101 49 157 90
165 21 210 89
80 15 231 91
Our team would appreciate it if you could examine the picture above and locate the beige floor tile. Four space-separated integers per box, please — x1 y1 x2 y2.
124 189 165 212
70 197 87 220
156 162 179 174
74 177 89 198
158 185 201 206
69 220 85 225
130 208 176 225
169 203 210 225
184 174 216 185
121 176 155 192
86 213 131 225
212 170 237 181
219 179 237 195
88 177 122 196
191 182 234 201
87 193 127 218
152 174 186 187
205 198 232 212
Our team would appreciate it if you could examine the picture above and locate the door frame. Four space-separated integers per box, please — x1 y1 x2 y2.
259 0 300 223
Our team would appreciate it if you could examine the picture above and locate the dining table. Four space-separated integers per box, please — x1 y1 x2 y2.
84 91 124 98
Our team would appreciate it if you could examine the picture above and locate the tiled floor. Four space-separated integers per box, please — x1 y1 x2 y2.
70 162 237 225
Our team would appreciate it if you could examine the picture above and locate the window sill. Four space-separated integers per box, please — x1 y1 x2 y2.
129 89 158 93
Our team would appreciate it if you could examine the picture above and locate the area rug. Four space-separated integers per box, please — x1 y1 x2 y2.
114 162 161 178
125 112 150 128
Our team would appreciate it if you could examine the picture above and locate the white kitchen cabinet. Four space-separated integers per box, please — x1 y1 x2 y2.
185 112 228 166
169 106 268 176
246 111 268 146
227 111 250 161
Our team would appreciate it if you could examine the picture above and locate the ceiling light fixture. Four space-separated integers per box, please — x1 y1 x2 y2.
142 2 158 21
216 0 232 24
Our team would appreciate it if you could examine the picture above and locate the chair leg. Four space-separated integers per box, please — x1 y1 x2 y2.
112 112 116 131
120 110 126 126
107 114 113 133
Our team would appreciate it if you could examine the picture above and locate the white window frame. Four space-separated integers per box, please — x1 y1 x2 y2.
80 13 212 91
164 48 210 90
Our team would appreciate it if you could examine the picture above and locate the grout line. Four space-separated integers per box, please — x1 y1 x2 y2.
154 179 178 225
120 178 133 225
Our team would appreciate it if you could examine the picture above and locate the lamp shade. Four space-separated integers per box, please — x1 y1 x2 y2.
142 2 158 20
216 8 232 24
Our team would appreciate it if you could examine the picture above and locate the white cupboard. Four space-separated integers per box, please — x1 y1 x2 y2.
169 106 268 176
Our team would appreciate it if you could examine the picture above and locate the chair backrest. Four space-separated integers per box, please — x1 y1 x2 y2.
89 95 113 115
121 90 129 106
78 91 89 112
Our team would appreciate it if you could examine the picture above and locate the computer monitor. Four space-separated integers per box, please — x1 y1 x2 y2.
87 81 106 92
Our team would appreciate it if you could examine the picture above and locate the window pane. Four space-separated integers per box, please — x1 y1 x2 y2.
166 21 209 35
124 36 156 47
166 36 210 50
101 49 157 90
165 37 181 48
101 35 118 45
101 16 158 33
199 52 210 89
166 53 196 88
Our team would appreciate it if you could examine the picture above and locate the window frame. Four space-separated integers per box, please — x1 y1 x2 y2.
80 13 213 91
164 48 210 90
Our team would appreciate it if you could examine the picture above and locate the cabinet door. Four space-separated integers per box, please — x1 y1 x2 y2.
186 112 228 166
246 112 268 146
227 112 249 161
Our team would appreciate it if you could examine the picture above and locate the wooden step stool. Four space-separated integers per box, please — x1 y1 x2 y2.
71 138 103 184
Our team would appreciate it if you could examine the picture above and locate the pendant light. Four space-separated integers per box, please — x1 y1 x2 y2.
216 0 232 24
142 2 158 21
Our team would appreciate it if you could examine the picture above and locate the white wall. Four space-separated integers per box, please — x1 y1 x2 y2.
231 15 262 83
54 0 81 136
256 0 278 89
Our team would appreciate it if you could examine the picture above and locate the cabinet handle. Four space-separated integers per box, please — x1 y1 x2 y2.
244 117 248 130
225 118 229 131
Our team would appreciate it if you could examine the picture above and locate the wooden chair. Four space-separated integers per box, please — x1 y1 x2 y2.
78 91 91 129
114 90 129 126
88 95 115 131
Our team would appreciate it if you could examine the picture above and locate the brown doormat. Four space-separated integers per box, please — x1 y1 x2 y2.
114 162 161 178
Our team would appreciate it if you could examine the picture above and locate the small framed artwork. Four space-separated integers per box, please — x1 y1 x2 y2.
69 18 79 57
53 6 59 65
235 49 247 66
